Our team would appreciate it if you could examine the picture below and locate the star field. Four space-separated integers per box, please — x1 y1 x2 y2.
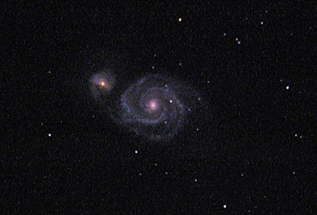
2 1 316 214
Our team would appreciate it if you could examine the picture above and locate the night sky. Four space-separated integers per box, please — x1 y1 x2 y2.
2 1 316 214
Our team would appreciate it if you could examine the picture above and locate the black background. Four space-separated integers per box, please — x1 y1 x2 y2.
2 1 316 214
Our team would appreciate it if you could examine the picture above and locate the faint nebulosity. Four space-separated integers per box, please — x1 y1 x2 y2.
89 70 116 100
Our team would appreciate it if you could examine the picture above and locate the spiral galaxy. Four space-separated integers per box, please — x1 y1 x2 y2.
120 74 189 141
89 70 200 142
